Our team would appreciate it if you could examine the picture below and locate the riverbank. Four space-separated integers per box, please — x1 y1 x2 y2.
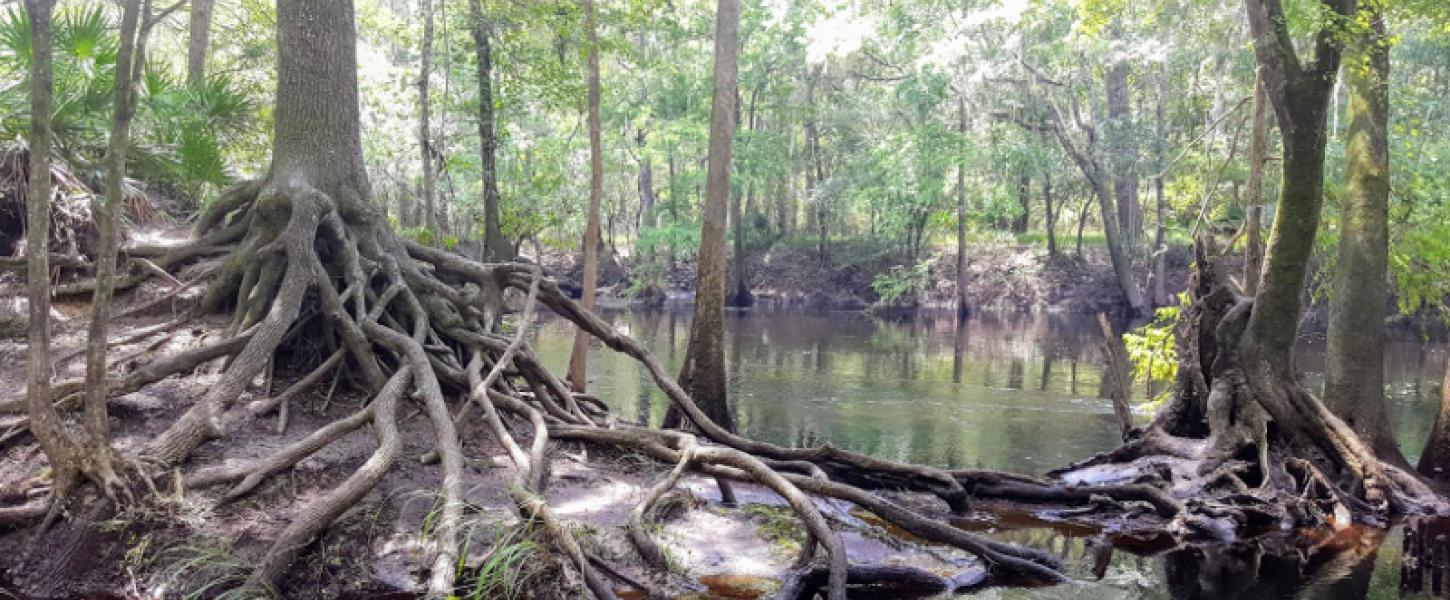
541 238 1198 314
538 239 1450 340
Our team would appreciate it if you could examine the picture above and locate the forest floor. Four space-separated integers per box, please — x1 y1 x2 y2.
0 262 994 599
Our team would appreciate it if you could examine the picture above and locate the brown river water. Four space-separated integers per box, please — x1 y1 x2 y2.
531 305 1450 599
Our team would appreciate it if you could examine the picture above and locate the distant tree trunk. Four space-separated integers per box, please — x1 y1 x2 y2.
418 0 437 235
1325 6 1403 465
1418 354 1450 482
805 71 828 265
638 134 655 229
667 151 678 268
1151 72 1169 306
1106 62 1141 249
187 0 214 87
1043 171 1057 256
665 0 739 432
467 0 511 260
956 97 969 317
23 0 88 503
727 77 752 308
1012 173 1029 234
727 183 753 307
1243 72 1269 296
785 129 797 236
1050 94 1147 316
81 0 145 492
1076 171 1144 315
567 0 605 392
1076 194 1090 257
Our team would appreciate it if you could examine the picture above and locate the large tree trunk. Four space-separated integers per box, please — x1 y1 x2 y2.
665 0 739 432
417 0 437 235
187 0 214 87
468 0 511 260
567 0 605 393
1325 6 1402 465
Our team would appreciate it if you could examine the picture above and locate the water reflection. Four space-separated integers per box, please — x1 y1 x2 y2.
530 305 1450 599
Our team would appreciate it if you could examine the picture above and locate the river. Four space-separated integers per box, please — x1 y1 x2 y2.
531 305 1450 599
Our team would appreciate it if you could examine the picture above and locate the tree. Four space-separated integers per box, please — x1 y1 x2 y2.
418 0 438 235
187 0 214 87
667 0 740 431
1044 89 1148 316
1064 0 1441 530
468 0 512 260
1105 61 1140 248
22 0 88 520
1325 1 1403 465
567 0 605 392
1242 71 1268 296
80 0 146 502
956 96 968 316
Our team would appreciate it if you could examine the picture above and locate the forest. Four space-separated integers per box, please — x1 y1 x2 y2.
3 0 1450 598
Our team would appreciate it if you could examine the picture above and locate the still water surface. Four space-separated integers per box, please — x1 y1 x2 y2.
532 306 1450 599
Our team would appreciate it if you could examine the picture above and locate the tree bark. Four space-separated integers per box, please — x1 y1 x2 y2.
1325 6 1403 465
666 0 739 432
23 0 87 503
568 0 605 392
187 0 214 87
1418 354 1450 482
468 0 511 260
418 0 437 235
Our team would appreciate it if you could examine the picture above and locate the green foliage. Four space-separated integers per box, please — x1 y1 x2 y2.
141 539 277 600
1123 302 1182 406
465 527 541 600
0 5 259 207
870 258 934 307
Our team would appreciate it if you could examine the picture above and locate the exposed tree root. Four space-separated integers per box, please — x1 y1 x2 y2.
1050 244 1447 541
776 562 986 600
0 178 1198 597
